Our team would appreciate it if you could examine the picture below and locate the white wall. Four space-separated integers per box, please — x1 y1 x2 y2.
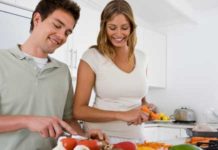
71 1 156 78
0 3 31 49
147 9 218 123
69 1 100 78
71 2 157 105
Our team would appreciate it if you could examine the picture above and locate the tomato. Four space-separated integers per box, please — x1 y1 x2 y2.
61 137 77 150
77 140 99 150
113 141 136 150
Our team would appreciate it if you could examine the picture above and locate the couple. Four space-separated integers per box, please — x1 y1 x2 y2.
0 0 154 149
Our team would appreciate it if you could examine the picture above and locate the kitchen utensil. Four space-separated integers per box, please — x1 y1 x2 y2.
186 123 218 137
204 108 218 123
173 107 196 122
62 131 88 140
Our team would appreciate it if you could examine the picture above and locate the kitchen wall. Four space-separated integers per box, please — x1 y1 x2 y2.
71 1 158 104
71 0 162 80
147 8 218 123
2 1 217 123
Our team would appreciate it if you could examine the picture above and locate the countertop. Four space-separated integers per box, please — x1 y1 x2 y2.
142 122 218 145
143 121 218 129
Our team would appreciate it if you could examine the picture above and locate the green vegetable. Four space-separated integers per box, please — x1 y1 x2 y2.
170 144 203 150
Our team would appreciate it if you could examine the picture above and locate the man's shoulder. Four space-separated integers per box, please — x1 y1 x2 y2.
0 48 9 54
0 48 12 58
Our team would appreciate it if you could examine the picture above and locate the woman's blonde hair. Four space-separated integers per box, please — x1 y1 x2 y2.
93 0 137 60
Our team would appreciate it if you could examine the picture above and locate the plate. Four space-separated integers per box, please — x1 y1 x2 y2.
146 120 173 123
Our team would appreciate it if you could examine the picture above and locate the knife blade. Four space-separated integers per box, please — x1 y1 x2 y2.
62 131 88 140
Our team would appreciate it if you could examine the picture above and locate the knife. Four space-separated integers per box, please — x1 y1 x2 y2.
62 131 88 140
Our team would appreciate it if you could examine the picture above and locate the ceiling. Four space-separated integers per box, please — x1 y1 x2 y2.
80 0 218 28
187 0 218 11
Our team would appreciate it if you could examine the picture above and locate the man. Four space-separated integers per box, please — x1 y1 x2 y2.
0 0 105 149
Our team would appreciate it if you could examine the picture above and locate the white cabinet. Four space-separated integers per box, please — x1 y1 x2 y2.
16 0 39 11
0 0 167 88
69 3 167 89
0 3 32 49
0 0 15 4
158 127 182 141
70 5 100 78
136 26 167 88
143 29 167 88
0 0 38 11
142 126 188 142
142 127 158 141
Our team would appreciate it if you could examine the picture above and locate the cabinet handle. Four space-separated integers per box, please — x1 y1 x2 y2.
73 50 77 69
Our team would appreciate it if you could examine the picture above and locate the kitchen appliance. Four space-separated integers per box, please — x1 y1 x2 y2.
173 107 196 123
197 140 218 150
189 130 218 150
204 108 218 123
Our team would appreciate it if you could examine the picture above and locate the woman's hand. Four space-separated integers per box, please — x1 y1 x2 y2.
147 103 157 113
141 97 157 113
118 106 149 125
86 129 109 143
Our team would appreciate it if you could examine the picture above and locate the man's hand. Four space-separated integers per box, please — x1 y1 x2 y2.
25 116 77 139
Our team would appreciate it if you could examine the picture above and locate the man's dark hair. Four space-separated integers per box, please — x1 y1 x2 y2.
30 0 80 32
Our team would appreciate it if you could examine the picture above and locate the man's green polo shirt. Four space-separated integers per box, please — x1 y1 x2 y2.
0 46 74 150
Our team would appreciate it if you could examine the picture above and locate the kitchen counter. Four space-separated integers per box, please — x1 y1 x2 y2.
142 121 218 143
143 121 196 129
143 121 218 129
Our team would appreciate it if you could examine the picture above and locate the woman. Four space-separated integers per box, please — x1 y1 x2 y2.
73 0 154 143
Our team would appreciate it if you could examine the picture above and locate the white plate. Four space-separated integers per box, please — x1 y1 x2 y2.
147 120 173 123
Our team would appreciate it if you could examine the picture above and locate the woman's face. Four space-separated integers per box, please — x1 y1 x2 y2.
106 14 131 49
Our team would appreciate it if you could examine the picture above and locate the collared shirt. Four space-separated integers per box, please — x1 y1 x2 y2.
0 46 73 150
22 51 48 69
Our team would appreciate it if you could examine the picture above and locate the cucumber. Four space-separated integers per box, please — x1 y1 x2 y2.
170 144 203 150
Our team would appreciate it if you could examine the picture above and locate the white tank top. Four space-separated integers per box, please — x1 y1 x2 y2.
81 48 148 140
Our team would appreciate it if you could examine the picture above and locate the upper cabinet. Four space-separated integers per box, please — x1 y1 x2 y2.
0 0 38 11
144 30 166 88
15 0 39 11
0 2 32 49
136 26 166 88
0 0 167 88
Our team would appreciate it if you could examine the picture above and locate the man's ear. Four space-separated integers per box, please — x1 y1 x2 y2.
33 12 42 27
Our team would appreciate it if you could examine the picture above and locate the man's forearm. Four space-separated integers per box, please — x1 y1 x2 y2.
0 115 27 133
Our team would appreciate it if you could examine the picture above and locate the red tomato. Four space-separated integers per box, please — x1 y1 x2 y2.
113 141 136 150
77 140 99 150
61 138 77 150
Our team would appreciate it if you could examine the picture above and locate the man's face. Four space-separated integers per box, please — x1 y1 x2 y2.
32 9 75 57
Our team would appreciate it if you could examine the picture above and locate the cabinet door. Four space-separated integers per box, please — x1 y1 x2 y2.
0 3 31 49
143 29 166 88
70 5 100 78
158 127 181 141
141 127 158 142
180 129 188 138
0 0 15 4
16 0 39 11
136 26 145 52
49 34 76 78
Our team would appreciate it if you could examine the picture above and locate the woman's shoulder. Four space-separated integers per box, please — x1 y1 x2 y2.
82 47 102 58
82 47 107 65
